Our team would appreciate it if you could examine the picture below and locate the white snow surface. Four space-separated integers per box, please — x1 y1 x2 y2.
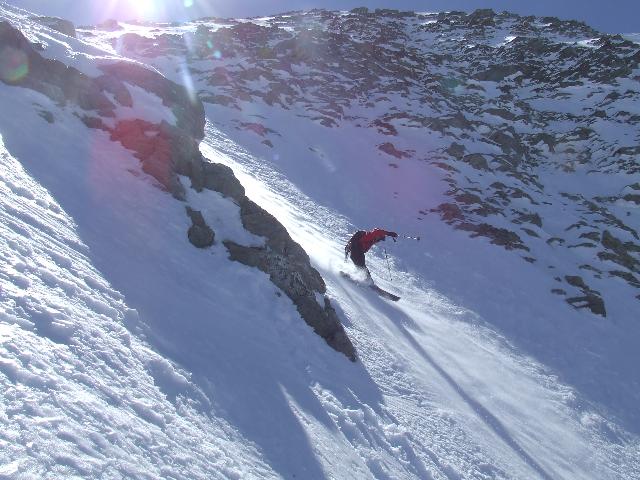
1 4 639 480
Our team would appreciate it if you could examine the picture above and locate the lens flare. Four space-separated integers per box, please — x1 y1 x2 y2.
0 47 28 83
179 61 197 104
100 0 163 22
136 0 156 16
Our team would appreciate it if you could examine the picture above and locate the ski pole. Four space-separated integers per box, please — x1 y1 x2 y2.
383 248 392 281
402 235 421 241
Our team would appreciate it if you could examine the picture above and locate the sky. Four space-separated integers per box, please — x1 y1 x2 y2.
4 0 639 33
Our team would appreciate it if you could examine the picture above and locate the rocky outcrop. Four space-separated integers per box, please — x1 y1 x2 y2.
175 153 355 359
564 276 606 317
0 22 202 196
378 142 411 159
222 196 356 360
99 62 205 139
225 235 355 359
33 16 76 37
0 21 114 111
0 20 356 360
96 19 122 31
186 207 215 248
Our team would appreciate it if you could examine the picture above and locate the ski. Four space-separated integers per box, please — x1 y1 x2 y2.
369 284 400 301
339 272 400 301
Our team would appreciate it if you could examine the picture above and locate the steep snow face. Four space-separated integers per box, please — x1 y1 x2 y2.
0 132 281 478
201 123 640 480
87 4 640 425
2 3 640 480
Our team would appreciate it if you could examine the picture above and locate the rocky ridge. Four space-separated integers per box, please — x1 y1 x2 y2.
83 7 640 316
0 12 355 360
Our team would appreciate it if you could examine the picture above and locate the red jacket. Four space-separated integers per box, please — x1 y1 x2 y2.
352 229 397 253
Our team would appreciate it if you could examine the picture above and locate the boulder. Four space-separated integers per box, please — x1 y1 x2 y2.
200 162 246 201
446 142 466 159
186 207 215 248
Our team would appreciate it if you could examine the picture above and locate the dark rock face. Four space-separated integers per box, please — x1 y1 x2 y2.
33 16 76 37
221 196 357 361
186 207 215 248
378 142 410 159
225 239 356 360
0 21 114 112
202 163 246 200
564 276 606 316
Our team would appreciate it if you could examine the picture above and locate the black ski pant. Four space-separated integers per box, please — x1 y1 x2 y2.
349 246 365 267
349 247 371 277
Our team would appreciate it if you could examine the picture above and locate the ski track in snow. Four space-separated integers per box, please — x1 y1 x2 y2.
200 123 640 480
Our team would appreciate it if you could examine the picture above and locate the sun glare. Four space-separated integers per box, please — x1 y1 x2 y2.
97 0 201 23
133 0 156 17
100 0 163 22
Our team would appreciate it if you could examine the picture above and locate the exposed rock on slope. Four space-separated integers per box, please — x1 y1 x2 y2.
0 18 356 360
186 206 215 248
93 7 639 317
32 16 76 37
181 154 356 359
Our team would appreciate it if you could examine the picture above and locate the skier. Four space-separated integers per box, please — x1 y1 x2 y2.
344 228 398 280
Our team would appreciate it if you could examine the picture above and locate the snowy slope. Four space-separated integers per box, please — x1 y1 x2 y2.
0 127 278 478
201 123 640 480
91 7 640 318
1 3 639 480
